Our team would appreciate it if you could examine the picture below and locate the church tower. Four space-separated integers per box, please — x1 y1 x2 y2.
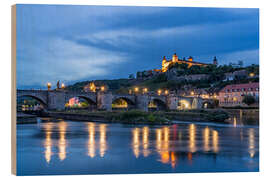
172 53 178 62
213 56 218 65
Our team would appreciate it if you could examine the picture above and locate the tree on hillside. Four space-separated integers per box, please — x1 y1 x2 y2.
129 74 135 79
242 95 256 106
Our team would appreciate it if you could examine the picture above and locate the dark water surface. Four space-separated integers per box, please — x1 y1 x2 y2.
17 117 259 175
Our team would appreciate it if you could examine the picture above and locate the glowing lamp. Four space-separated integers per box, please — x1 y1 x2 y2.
164 90 169 95
143 88 148 94
101 86 105 91
61 83 65 89
249 73 255 77
157 89 162 95
47 82 51 90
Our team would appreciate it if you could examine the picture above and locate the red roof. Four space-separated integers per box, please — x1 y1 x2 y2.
220 82 259 93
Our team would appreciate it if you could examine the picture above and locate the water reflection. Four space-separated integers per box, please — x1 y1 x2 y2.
212 130 219 153
203 127 210 152
142 127 150 157
155 127 177 168
161 127 170 164
44 123 53 163
58 121 67 161
99 124 107 157
233 116 237 127
189 124 196 153
132 128 140 158
87 123 95 158
36 120 258 173
249 128 255 158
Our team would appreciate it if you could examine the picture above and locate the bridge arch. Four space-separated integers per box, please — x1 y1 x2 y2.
177 99 191 110
65 95 97 110
17 95 48 110
202 100 214 109
77 96 96 105
148 98 167 111
112 97 135 110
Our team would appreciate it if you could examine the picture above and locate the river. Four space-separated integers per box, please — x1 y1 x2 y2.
16 114 259 175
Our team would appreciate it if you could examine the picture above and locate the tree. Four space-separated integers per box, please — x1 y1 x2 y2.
128 74 135 79
81 101 89 108
238 60 244 67
242 95 256 106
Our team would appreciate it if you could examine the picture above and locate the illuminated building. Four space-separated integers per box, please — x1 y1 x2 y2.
219 82 259 107
136 53 217 79
161 53 213 72
67 97 80 107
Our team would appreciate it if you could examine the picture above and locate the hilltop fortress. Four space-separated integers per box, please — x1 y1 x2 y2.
137 53 218 79
162 53 217 72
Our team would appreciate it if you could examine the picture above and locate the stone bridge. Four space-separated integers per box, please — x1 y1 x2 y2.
17 90 206 111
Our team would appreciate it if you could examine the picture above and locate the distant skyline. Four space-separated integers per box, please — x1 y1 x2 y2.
16 5 259 89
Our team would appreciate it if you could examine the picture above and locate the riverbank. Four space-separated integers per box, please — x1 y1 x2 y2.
45 109 230 125
225 109 259 125
17 112 37 124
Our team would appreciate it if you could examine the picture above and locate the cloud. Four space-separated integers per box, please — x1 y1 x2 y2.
217 49 259 66
73 18 258 57
16 37 128 88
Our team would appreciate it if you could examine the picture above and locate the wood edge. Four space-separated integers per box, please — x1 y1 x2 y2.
11 4 17 176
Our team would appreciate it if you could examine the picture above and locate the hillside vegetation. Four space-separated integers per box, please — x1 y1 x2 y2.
66 64 259 93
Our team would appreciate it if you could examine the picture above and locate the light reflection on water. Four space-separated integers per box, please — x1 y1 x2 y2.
58 121 67 161
43 122 53 163
17 116 259 175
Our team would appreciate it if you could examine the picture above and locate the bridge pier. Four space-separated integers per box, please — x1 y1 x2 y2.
191 98 203 109
97 92 112 111
47 91 66 110
136 95 149 112
167 95 179 110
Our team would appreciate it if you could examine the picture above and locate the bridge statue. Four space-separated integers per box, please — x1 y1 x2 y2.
56 80 60 90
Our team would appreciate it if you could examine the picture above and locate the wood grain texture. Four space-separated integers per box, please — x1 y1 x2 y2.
11 4 16 175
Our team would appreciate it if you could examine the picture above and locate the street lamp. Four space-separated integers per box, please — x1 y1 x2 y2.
164 90 169 95
143 88 148 94
134 87 139 93
47 82 51 91
157 89 162 95
61 83 65 89
100 86 105 92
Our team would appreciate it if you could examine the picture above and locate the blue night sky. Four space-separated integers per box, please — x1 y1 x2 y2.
16 4 259 89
